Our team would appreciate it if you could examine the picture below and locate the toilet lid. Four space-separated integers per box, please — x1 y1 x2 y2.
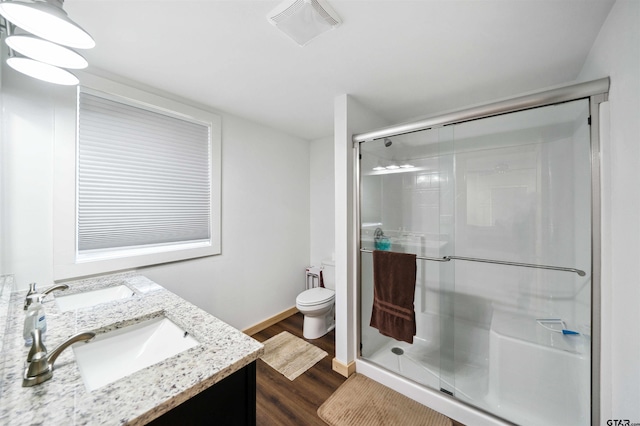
297 287 335 307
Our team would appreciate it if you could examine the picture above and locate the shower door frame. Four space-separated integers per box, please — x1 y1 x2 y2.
353 77 609 426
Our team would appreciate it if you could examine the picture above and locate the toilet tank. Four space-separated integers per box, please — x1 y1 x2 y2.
321 259 335 290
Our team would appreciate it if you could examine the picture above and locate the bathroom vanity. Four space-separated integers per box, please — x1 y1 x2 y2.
0 273 264 425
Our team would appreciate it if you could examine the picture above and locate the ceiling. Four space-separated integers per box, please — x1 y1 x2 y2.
65 0 614 141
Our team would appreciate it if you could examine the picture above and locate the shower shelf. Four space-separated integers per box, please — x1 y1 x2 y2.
359 249 586 277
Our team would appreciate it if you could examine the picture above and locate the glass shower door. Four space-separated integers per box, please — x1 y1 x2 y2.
359 98 592 426
449 99 592 426
359 128 452 393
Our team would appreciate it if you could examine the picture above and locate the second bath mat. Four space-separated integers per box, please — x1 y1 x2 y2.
318 373 453 426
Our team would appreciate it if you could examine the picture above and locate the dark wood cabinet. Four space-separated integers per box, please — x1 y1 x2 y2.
148 361 256 426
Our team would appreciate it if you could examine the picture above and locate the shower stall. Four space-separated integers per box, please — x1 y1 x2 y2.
354 79 608 425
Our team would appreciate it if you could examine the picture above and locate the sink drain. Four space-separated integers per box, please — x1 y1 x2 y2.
391 347 404 355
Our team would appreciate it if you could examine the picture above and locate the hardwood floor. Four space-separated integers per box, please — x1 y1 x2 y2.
252 313 345 425
252 312 464 426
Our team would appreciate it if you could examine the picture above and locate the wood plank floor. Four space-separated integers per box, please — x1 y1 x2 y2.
252 313 345 425
251 312 464 426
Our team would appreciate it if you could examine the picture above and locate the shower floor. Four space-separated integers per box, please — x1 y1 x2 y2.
364 338 488 404
363 336 580 426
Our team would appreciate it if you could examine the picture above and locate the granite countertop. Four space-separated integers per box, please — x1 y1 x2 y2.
0 272 264 425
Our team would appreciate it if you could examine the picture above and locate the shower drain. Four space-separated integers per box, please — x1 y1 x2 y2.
391 347 404 355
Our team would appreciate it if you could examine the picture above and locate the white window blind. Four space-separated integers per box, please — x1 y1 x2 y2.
77 91 212 255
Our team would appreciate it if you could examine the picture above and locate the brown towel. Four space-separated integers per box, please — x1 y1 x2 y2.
370 250 417 344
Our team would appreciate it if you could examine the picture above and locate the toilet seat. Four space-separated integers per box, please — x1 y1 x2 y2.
296 287 334 307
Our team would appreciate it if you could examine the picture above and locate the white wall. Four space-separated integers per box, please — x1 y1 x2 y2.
1 66 310 331
143 112 310 330
577 0 640 422
2 69 57 290
309 136 335 268
334 94 389 367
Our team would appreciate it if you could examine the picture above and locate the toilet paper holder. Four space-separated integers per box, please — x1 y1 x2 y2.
305 266 323 289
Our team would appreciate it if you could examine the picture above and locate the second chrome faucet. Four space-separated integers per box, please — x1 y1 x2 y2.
23 283 69 310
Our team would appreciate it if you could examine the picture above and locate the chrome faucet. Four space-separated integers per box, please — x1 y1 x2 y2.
24 283 69 310
22 328 95 387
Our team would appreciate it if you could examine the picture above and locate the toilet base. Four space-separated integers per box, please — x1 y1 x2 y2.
302 314 335 340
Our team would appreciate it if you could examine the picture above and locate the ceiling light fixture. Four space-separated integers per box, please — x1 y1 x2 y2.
0 0 95 85
6 34 87 68
0 0 94 49
267 0 341 46
7 56 78 85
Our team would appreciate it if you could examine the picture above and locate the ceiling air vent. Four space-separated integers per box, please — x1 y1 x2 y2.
267 0 342 46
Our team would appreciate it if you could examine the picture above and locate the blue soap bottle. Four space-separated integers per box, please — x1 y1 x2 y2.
23 295 47 346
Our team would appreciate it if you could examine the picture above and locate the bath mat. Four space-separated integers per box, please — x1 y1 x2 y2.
318 373 453 426
260 331 327 380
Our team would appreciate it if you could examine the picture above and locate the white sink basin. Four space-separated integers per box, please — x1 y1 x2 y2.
55 285 134 312
73 317 199 391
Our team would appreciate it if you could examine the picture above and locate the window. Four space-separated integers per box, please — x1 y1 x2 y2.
54 77 221 279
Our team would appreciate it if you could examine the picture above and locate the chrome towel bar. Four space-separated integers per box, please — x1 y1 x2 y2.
359 249 586 277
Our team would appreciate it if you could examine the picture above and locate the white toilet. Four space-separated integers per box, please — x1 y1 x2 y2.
296 259 335 339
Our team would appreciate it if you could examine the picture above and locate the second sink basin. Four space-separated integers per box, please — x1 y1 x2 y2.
55 285 134 312
73 316 199 391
